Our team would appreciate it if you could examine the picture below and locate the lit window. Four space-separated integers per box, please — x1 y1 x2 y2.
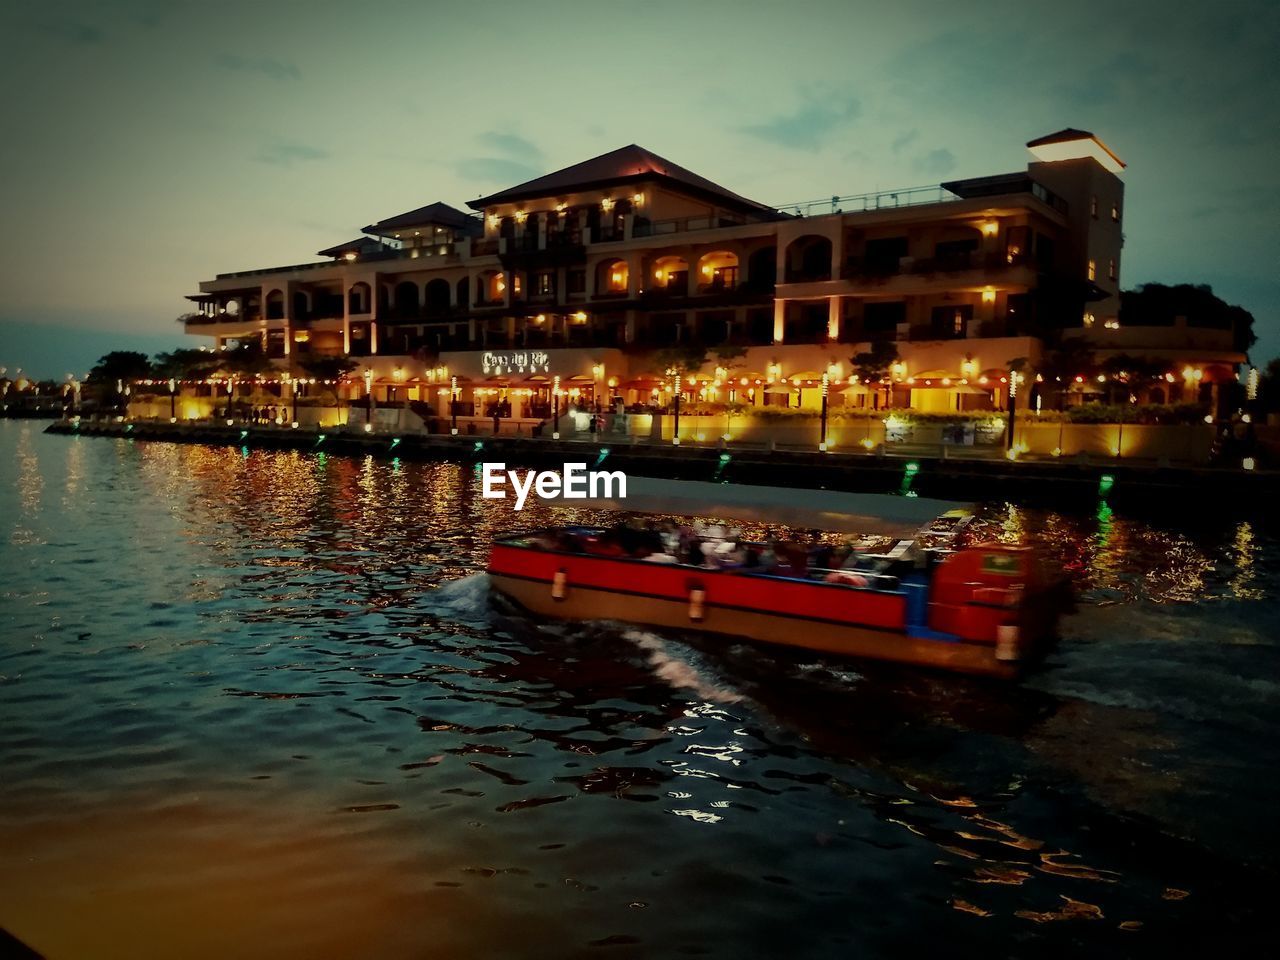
1087 260 1097 281
1111 204 1120 222
1083 312 1095 328
1090 195 1098 218
1108 259 1116 281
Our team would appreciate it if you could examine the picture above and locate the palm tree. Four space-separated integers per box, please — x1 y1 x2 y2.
850 341 899 409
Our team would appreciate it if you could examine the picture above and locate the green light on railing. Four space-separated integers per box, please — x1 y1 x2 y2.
390 437 401 448
240 430 249 440
241 446 249 457
124 424 133 432
1098 473 1115 497
595 447 610 467
315 434 326 445
719 452 732 463
905 461 920 474
474 441 484 452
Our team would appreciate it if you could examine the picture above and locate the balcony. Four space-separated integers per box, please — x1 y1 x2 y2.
632 214 752 237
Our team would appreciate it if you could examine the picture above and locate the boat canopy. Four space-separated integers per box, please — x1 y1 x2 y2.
541 477 970 538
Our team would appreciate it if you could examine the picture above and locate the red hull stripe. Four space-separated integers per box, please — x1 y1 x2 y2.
493 568 998 651
490 543 907 632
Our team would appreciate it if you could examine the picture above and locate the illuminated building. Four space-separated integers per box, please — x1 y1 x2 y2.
183 131 1245 419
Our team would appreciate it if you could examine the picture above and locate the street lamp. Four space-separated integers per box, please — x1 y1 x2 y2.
363 368 374 430
168 378 177 422
1005 367 1020 454
819 372 830 451
552 375 561 440
671 368 682 446
450 375 459 435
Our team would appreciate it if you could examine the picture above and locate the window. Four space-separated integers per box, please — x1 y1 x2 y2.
1108 259 1116 281
1111 203 1120 223
535 271 555 296
864 301 906 335
1083 312 1095 328
1090 195 1098 218
864 236 909 273
566 270 586 294
1087 260 1097 281
929 304 972 339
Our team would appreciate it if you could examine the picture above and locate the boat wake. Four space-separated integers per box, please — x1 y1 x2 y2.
620 629 745 704
424 573 493 627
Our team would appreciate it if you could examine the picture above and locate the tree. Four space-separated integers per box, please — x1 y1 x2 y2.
712 344 748 368
1120 283 1257 354
297 355 359 402
650 345 708 375
152 348 223 381
1259 357 1280 413
88 351 152 385
1100 353 1171 404
1035 338 1096 409
221 339 275 378
850 340 899 410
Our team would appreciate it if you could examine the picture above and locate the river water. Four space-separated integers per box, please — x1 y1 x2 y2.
1 421 1276 958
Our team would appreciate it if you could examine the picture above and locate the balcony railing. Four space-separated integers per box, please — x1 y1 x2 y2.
840 250 1030 281
632 214 752 237
777 185 961 219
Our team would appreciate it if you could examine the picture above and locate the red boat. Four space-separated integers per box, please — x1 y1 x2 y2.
487 481 1068 679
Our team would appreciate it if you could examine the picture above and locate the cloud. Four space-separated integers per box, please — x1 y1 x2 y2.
216 54 301 82
476 131 542 161
740 91 860 150
32 19 105 44
912 148 957 176
456 131 546 184
456 157 544 184
254 143 328 167
891 129 918 154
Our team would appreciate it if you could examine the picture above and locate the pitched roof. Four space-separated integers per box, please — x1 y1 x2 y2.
1026 128 1126 171
1025 128 1096 148
466 144 777 215
362 201 479 236
317 237 394 258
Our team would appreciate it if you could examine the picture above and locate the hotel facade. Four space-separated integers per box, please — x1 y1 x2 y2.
183 130 1245 427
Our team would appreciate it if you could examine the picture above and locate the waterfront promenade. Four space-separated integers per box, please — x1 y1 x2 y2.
46 418 1275 513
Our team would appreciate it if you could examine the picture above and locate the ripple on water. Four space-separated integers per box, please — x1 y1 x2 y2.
0 424 1276 956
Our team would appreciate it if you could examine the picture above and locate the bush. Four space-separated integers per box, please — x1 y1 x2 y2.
1031 402 1210 425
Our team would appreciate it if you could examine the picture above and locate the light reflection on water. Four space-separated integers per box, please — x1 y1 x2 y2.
1 421 1276 958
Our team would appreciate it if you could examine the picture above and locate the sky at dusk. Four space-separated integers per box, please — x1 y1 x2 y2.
1 0 1277 379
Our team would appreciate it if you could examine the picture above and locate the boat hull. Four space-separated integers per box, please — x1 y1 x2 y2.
488 543 1038 679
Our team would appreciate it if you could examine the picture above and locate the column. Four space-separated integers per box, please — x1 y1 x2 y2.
827 296 842 341
686 247 701 297
829 226 844 281
342 276 351 353
773 299 786 344
627 253 644 297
